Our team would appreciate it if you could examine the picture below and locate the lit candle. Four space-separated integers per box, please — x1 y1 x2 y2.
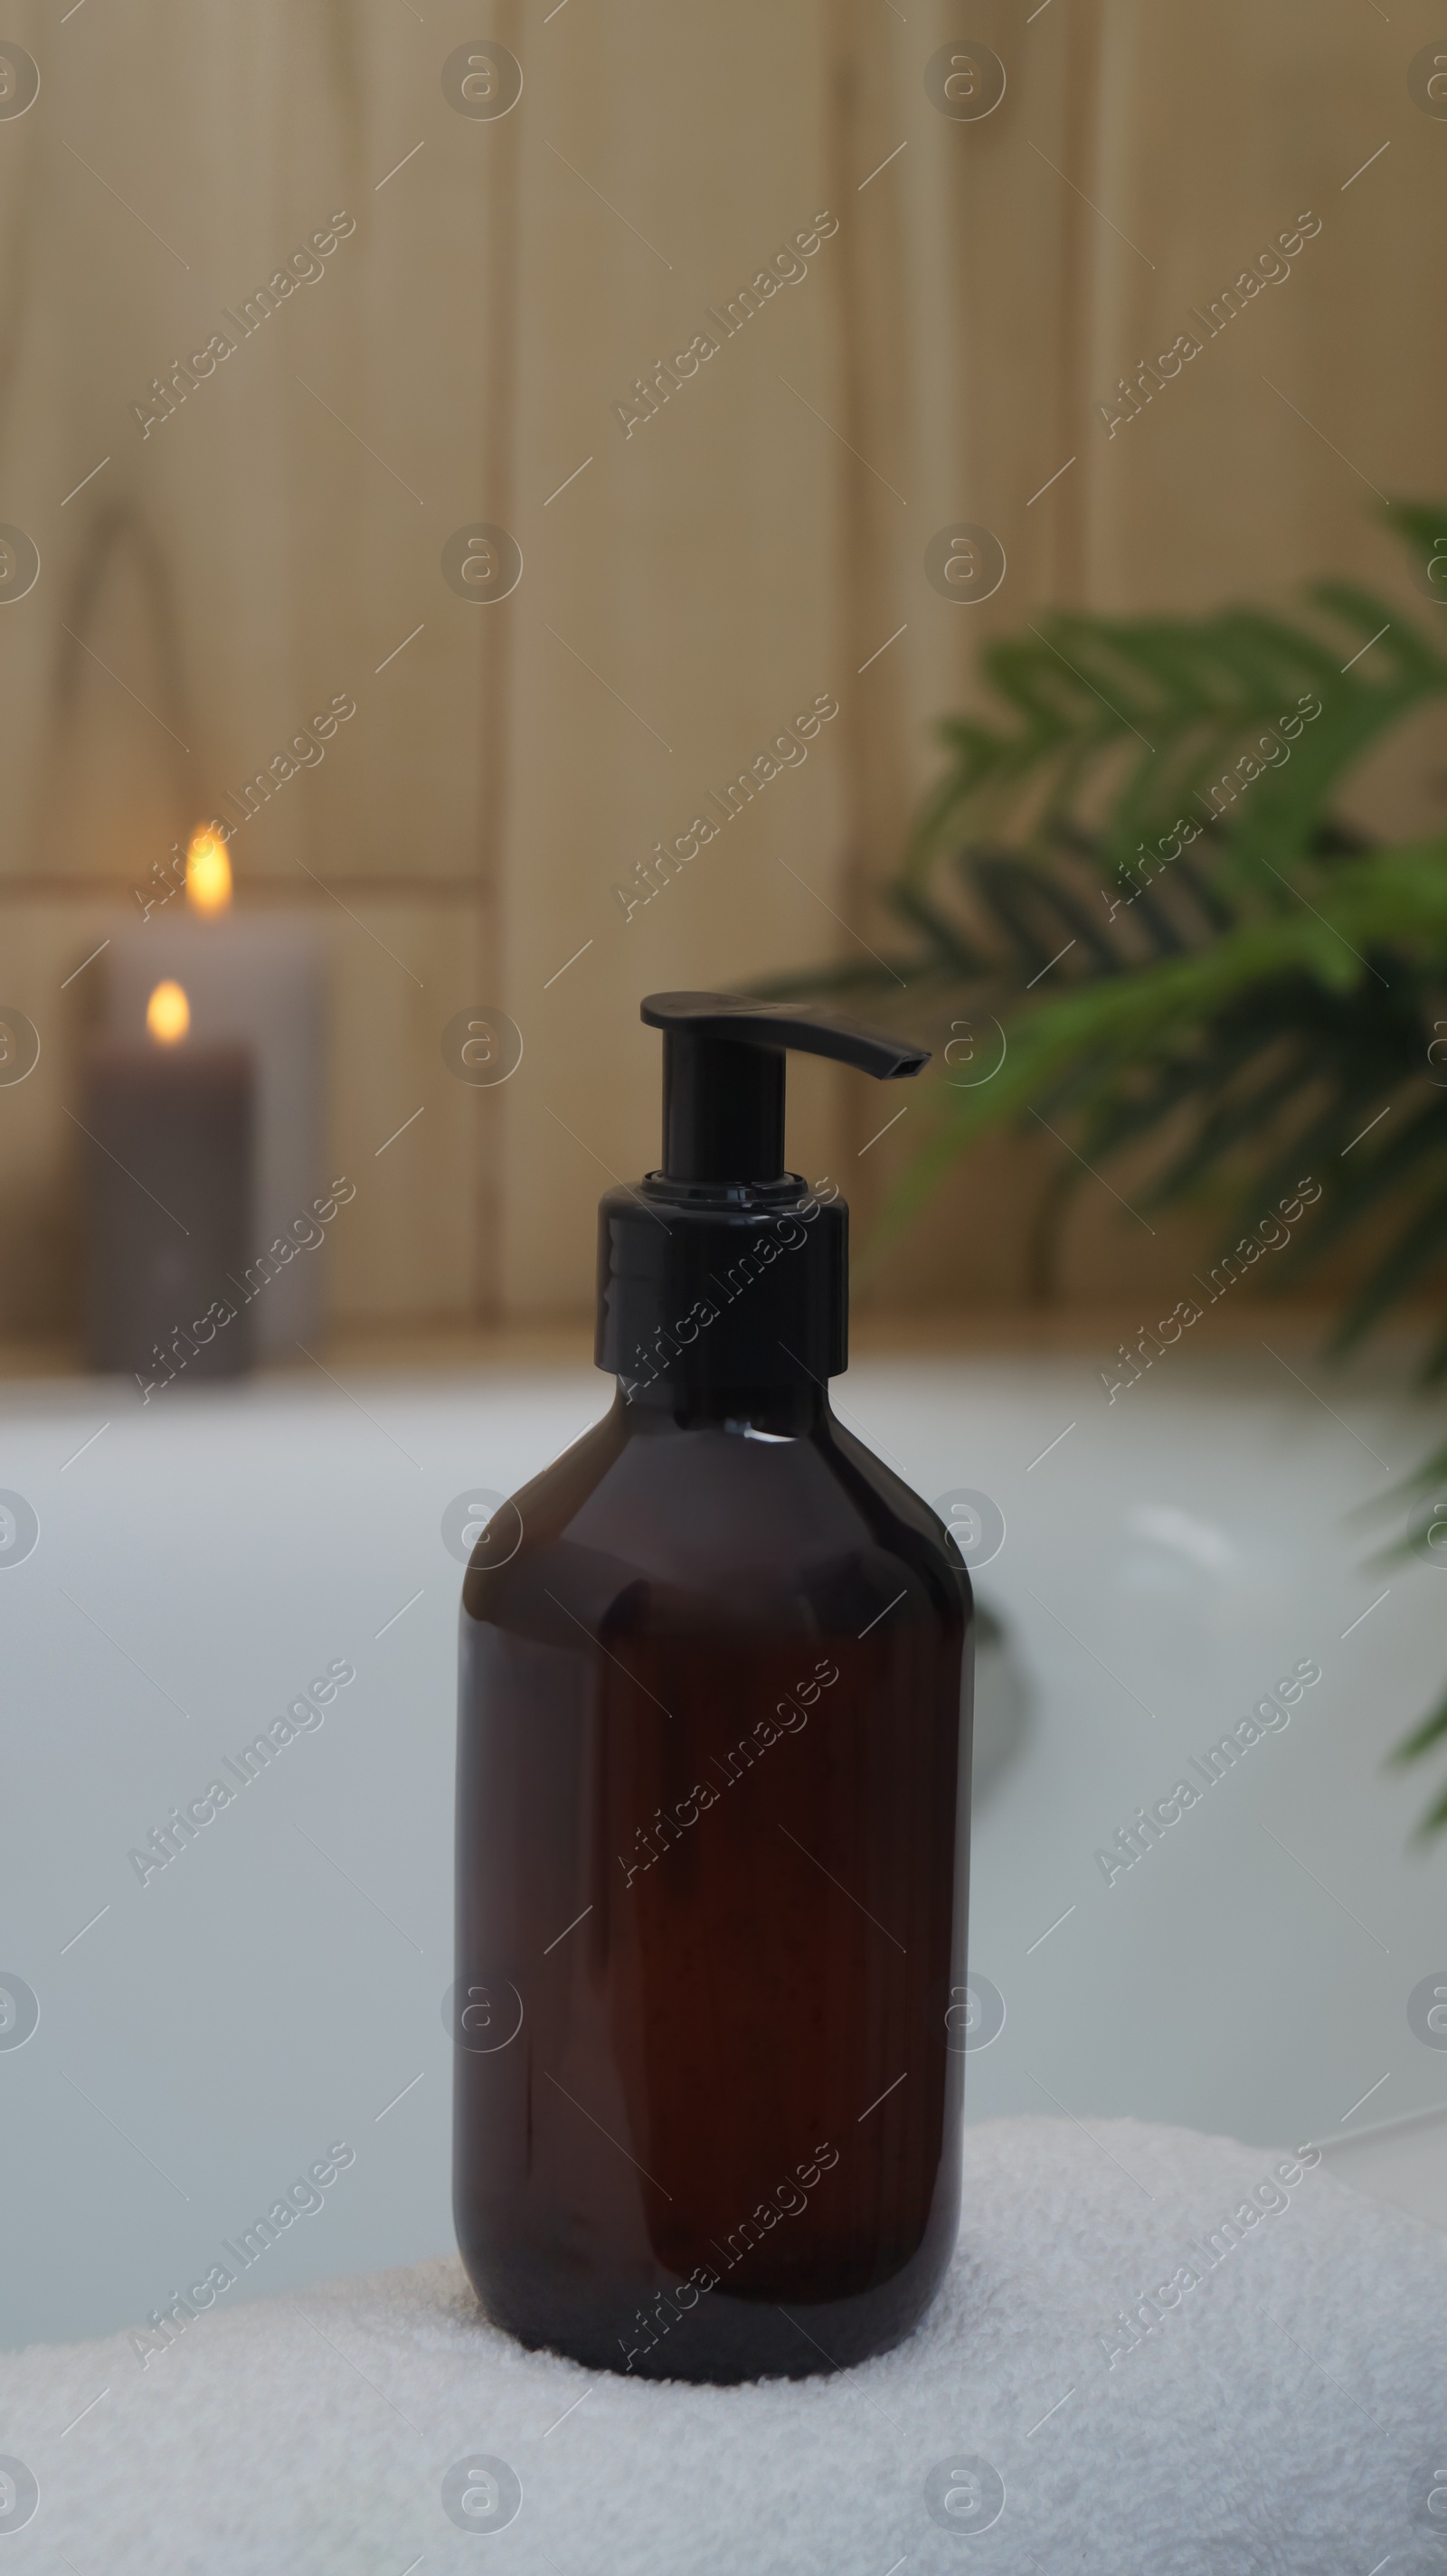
82 977 255 1388
104 831 329 1355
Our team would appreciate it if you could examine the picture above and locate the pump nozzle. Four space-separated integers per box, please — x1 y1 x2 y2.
595 994 930 1393
640 992 930 1188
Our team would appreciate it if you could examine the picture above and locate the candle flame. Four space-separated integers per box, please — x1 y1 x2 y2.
185 828 232 916
147 980 191 1045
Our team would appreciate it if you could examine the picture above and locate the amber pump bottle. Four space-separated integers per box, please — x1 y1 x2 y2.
454 994 972 2383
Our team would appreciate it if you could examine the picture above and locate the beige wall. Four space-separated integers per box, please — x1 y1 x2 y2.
1 0 1441 1336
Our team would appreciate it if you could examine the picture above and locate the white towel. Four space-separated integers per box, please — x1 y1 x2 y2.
2 2114 1441 2574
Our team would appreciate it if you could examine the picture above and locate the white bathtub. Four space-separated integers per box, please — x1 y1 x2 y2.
2 1344 1443 2349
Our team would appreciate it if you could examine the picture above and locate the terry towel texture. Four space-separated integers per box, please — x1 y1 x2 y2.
2 2114 1442 2574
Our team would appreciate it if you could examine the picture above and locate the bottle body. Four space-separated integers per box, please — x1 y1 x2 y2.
454 1384 971 2383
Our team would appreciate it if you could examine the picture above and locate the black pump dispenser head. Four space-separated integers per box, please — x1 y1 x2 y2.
644 992 928 1188
596 993 930 1396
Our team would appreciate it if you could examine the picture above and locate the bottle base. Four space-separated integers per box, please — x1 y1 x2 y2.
459 2241 950 2385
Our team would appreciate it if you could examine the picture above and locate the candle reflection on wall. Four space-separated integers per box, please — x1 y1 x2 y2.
83 974 255 1386
105 830 328 1357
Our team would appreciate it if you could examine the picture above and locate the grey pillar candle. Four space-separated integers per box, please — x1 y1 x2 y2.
105 832 328 1357
82 987 255 1389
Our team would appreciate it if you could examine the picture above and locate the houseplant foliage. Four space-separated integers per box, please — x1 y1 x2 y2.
784 505 1447 1830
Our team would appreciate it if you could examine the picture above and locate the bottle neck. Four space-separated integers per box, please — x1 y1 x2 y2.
615 1376 829 1437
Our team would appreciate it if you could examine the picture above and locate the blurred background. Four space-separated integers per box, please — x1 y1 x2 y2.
4 0 1447 2359
3 0 1445 1332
